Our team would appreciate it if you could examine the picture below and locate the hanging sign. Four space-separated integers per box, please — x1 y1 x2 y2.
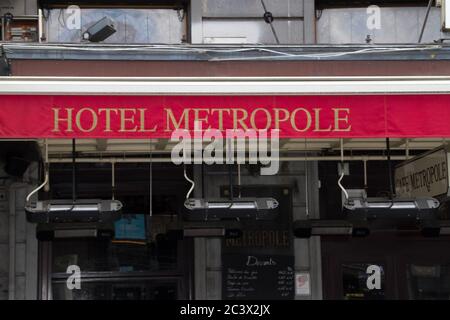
395 147 449 198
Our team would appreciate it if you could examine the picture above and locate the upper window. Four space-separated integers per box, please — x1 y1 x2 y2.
316 0 430 10
41 1 188 44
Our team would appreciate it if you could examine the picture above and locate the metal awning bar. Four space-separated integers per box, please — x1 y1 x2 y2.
2 76 450 95
46 155 411 163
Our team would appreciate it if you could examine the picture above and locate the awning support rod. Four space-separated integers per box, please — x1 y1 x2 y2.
72 139 77 202
386 138 395 199
47 155 412 163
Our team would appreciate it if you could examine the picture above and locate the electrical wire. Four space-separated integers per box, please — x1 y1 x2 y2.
1 43 442 62
338 138 349 201
26 139 49 203
418 0 434 44
260 0 280 45
210 46 443 61
184 164 195 199
26 170 48 203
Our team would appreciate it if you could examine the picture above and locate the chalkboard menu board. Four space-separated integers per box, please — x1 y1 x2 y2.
222 254 294 300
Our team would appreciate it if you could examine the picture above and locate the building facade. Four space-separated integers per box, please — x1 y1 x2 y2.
1 0 450 300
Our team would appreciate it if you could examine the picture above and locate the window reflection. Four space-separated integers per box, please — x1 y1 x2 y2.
52 281 178 300
44 8 187 44
52 203 179 273
407 264 450 300
52 234 178 273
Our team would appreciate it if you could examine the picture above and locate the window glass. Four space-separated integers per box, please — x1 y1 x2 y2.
52 214 179 273
342 263 385 300
52 236 178 273
407 264 450 300
45 8 187 43
52 280 178 300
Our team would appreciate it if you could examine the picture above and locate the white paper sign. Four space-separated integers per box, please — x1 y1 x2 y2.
295 272 311 296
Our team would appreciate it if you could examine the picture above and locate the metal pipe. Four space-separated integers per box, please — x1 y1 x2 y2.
228 165 234 201
363 158 368 190
237 163 241 198
149 145 152 217
38 9 44 43
406 138 410 159
386 138 395 199
261 0 280 44
72 139 76 202
47 155 411 163
227 138 233 200
418 0 434 43
304 139 309 218
111 162 115 200
201 163 205 199
8 185 16 300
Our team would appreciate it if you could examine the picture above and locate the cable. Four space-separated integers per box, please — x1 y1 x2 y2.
260 0 280 45
26 139 49 203
338 138 349 201
2 43 441 61
184 164 195 199
418 0 434 43
211 46 442 61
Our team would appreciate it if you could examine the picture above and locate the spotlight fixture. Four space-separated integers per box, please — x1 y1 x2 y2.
25 199 122 223
343 197 440 220
184 197 279 221
26 139 123 227
82 16 116 42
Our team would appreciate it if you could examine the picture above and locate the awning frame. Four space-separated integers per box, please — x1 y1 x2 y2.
1 76 450 95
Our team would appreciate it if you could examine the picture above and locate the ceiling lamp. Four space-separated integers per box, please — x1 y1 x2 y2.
343 197 440 220
184 197 279 221
25 139 123 226
25 199 122 223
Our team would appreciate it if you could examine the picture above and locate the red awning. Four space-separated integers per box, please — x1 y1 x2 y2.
0 94 448 138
